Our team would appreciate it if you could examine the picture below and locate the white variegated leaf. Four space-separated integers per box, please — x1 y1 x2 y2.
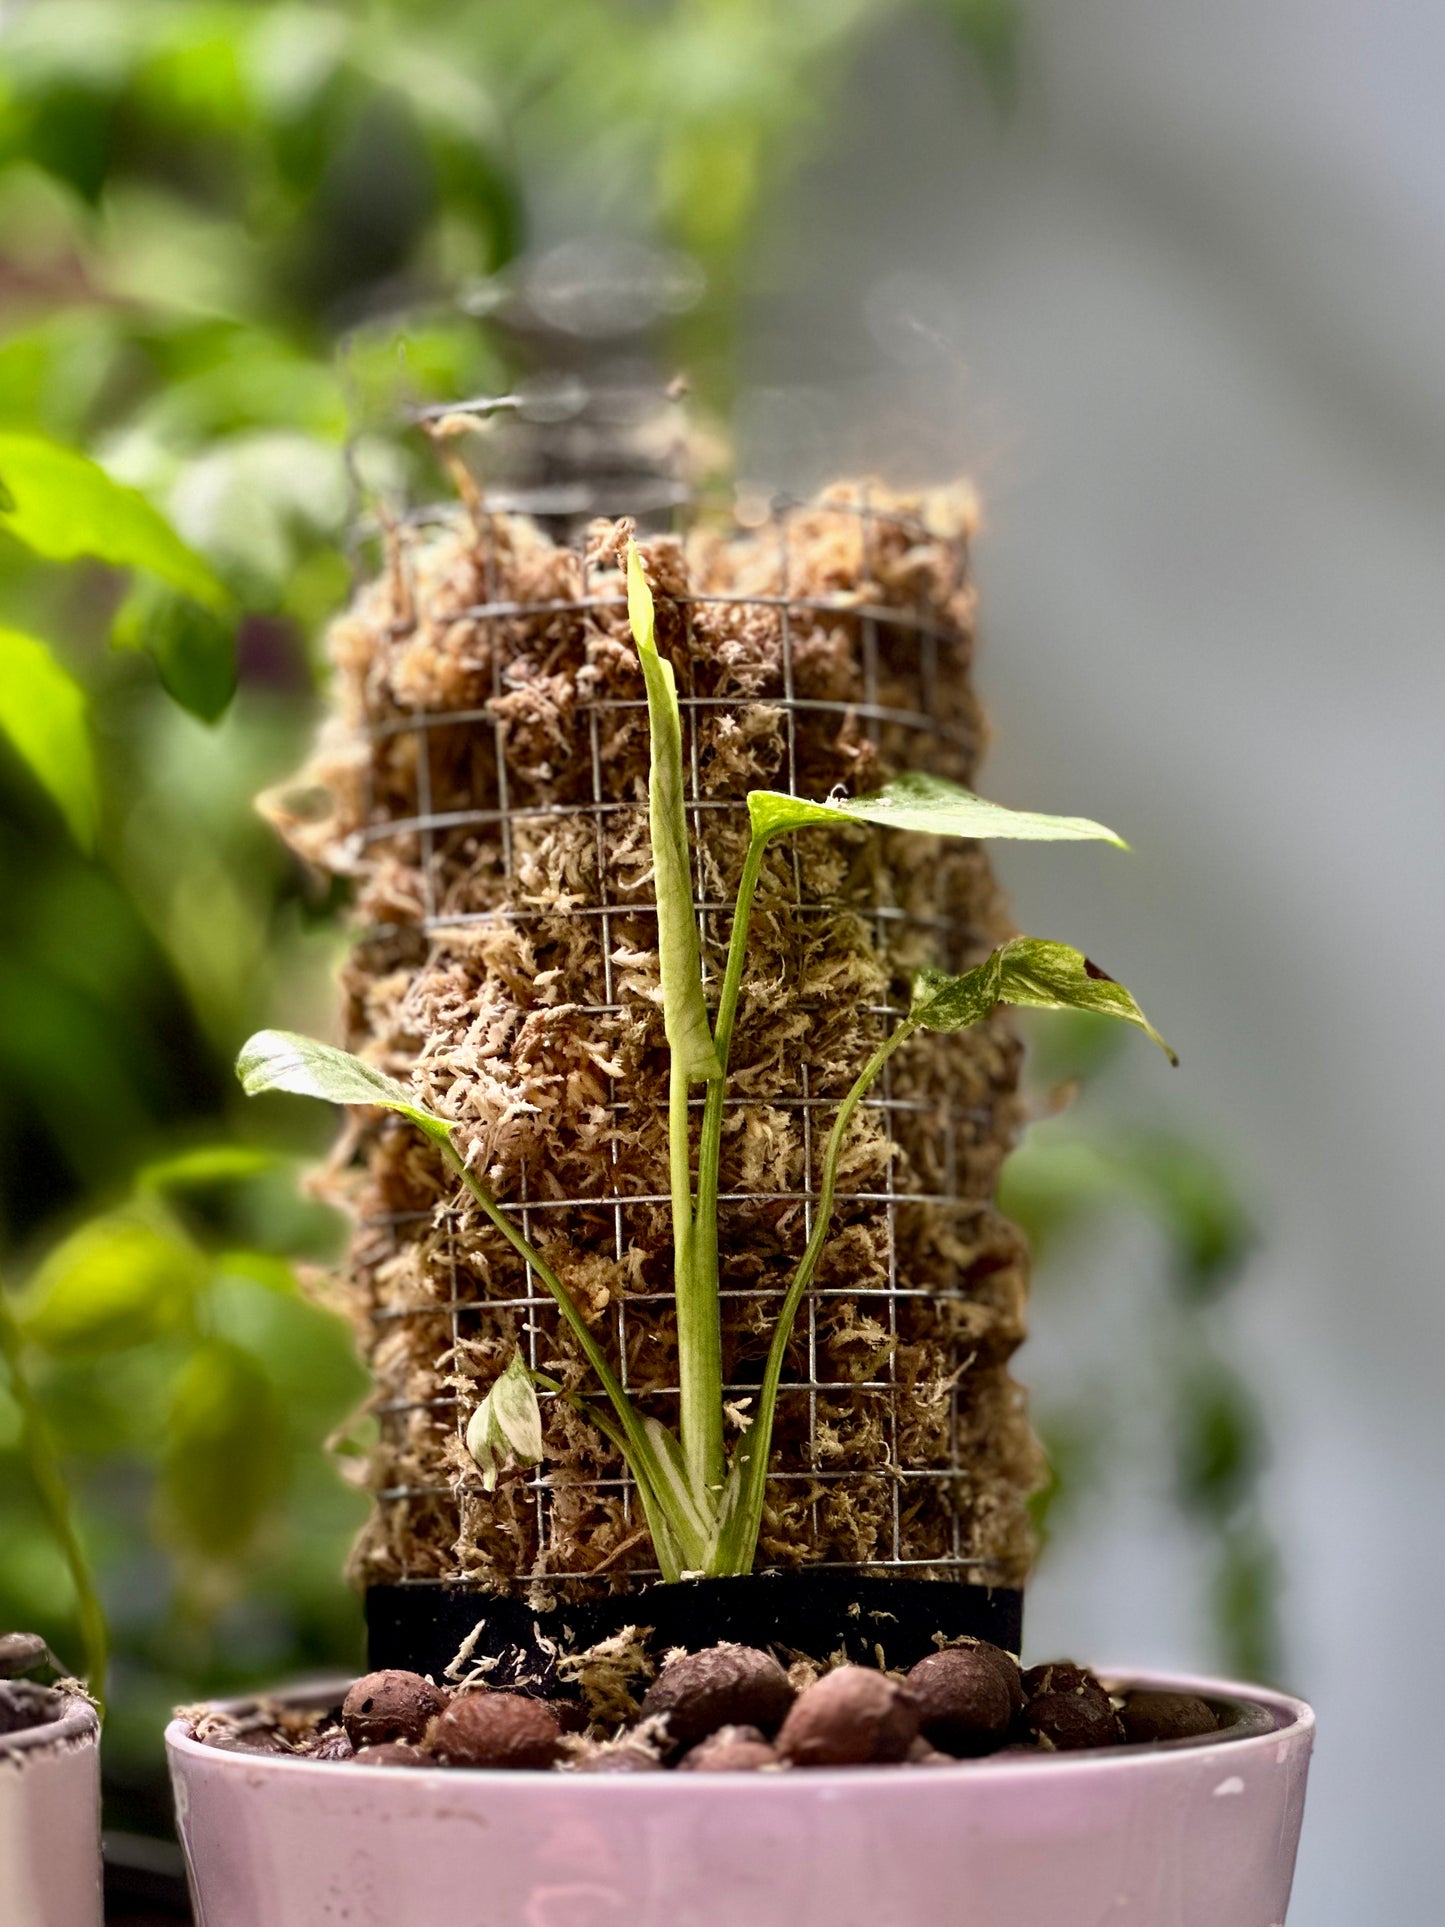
465 1351 544 1492
747 770 1123 849
911 938 1176 1063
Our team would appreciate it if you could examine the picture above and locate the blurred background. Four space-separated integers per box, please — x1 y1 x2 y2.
0 1 1437 1918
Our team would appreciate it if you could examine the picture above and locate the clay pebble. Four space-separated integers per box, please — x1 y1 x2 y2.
342 1669 446 1749
776 1666 920 1768
193 1651 1227 1772
199 1725 290 1756
1118 1692 1218 1744
906 1648 1014 1757
573 1744 665 1774
354 1741 428 1767
964 1638 1026 1716
678 1725 778 1772
639 1643 794 1755
425 1690 563 1770
1021 1660 1096 1699
1025 1686 1123 1752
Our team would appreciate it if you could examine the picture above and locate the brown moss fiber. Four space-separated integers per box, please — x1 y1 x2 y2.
271 482 1042 1603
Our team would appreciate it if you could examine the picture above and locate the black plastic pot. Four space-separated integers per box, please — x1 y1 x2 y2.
366 1572 1023 1689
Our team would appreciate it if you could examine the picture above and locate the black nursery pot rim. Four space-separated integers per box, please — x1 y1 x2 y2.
168 1668 1307 1779
365 1569 1026 1690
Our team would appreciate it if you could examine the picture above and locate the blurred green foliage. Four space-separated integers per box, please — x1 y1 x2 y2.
0 0 1020 1831
0 0 1277 1840
1003 1013 1283 1683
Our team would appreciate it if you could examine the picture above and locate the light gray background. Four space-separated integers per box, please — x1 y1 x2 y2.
741 3 1445 1919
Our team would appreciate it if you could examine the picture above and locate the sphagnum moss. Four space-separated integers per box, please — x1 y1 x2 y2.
248 484 1166 1603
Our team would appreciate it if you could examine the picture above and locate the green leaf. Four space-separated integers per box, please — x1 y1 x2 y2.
236 1029 453 1143
464 1350 544 1493
17 1214 204 1359
747 771 1124 848
111 577 237 723
911 938 1177 1063
0 432 228 608
159 1338 285 1561
626 542 722 1083
0 626 99 851
638 1416 717 1566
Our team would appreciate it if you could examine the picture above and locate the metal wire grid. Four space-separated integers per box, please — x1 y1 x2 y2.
358 473 1000 1585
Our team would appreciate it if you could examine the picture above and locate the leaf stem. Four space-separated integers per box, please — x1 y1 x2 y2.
0 1279 108 1704
687 830 768 1493
443 1144 632 1430
670 1052 725 1495
440 1140 695 1572
718 1016 919 1572
528 1368 687 1582
694 833 766 1241
710 832 769 1078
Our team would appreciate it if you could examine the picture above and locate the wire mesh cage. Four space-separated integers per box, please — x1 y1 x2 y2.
279 382 1039 1607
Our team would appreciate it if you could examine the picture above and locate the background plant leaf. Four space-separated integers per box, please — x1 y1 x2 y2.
0 431 228 609
158 1337 285 1560
111 578 237 723
136 1145 276 1193
16 1214 204 1359
0 626 99 851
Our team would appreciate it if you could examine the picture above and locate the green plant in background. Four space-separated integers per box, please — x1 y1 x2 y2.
1000 1016 1281 1683
236 545 1173 1583
0 1140 368 1826
0 0 1283 1831
0 1276 109 1698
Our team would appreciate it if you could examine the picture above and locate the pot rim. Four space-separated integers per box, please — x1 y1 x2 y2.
2 1686 99 1759
164 1666 1312 1786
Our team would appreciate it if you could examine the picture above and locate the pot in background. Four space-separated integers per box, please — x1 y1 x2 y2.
167 1668 1313 1927
0 1684 103 1927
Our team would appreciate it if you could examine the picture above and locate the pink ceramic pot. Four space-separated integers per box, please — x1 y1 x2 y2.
167 1669 1313 1927
1 1687 103 1927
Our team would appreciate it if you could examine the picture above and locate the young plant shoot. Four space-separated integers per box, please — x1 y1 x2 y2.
238 542 1173 1583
